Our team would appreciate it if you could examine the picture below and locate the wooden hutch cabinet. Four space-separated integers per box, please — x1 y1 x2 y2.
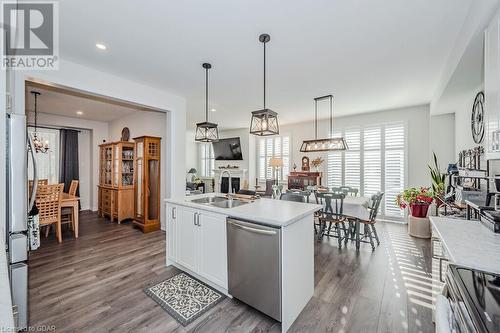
133 136 161 233
287 171 322 190
98 141 135 223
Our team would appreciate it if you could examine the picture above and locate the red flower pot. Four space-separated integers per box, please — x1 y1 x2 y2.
410 203 430 218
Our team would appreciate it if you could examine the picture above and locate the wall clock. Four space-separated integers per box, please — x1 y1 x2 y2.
471 91 485 144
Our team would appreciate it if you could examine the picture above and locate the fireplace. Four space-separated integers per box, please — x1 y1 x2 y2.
221 177 240 194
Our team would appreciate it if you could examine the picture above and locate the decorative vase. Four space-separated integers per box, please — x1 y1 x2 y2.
410 203 430 218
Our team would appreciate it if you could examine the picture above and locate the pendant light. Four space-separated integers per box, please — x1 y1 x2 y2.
195 63 219 142
300 94 347 152
31 91 50 153
249 33 279 136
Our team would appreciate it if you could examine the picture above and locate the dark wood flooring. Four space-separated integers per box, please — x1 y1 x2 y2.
29 211 434 332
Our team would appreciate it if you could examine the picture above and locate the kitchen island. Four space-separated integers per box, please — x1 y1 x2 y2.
165 193 321 333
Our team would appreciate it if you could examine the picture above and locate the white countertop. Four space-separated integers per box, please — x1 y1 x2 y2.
0 227 15 330
165 193 322 227
430 216 500 274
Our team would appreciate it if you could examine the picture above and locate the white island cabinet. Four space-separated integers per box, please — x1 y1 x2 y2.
165 194 321 333
166 203 228 291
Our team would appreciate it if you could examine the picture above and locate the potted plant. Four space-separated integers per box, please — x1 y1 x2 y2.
395 187 434 218
428 152 446 207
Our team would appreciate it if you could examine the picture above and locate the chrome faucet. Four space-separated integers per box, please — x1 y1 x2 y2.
220 170 233 195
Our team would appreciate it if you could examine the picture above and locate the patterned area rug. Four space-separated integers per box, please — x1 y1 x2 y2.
144 272 225 326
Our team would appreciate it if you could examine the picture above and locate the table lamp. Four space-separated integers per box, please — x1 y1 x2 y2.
269 157 283 184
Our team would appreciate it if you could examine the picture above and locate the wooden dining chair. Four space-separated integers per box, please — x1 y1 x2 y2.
61 180 79 233
280 192 306 203
315 192 348 248
285 189 312 203
28 179 48 198
36 184 64 243
348 192 384 250
339 186 359 197
360 192 384 249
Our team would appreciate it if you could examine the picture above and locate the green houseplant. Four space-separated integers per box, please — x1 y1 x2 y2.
396 187 434 218
428 152 446 206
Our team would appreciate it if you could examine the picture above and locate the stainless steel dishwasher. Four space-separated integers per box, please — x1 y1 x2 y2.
227 218 282 321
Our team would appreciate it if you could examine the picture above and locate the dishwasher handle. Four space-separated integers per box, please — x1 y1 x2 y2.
227 220 277 236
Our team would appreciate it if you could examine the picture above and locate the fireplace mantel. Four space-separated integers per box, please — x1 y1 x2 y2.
213 169 248 192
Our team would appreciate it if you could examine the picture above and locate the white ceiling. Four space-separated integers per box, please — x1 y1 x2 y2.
25 85 139 122
58 0 473 129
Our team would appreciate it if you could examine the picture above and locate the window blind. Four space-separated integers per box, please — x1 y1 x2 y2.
326 122 406 220
200 143 214 177
384 124 405 218
258 135 290 181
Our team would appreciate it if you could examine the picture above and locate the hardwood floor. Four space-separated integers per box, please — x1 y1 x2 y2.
29 211 434 332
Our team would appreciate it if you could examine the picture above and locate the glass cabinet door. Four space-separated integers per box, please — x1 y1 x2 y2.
136 142 143 217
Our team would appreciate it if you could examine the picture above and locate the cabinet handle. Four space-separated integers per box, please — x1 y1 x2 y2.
172 207 176 219
193 212 197 226
431 237 441 259
197 213 201 227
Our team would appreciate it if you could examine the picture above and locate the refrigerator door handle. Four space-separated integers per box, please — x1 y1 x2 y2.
27 133 38 212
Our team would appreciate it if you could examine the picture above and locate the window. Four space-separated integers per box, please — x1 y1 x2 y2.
258 135 290 181
327 122 406 220
199 143 214 177
27 127 60 184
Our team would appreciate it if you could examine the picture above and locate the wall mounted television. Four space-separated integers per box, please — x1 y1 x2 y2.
212 137 243 160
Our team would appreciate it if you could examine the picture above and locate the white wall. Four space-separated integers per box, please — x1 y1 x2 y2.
108 111 168 229
185 130 198 172
430 113 456 169
9 58 187 231
30 112 109 211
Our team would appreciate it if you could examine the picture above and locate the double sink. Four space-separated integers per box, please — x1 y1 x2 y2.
189 196 249 209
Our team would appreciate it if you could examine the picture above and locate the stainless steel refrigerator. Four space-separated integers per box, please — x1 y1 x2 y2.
6 113 38 330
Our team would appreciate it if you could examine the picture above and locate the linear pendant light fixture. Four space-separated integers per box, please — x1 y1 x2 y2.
300 94 348 152
249 33 279 136
195 63 219 142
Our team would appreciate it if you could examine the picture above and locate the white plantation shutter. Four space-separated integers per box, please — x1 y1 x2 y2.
384 124 405 218
344 128 360 189
363 126 382 196
327 131 342 187
325 122 406 220
199 143 214 177
258 136 290 181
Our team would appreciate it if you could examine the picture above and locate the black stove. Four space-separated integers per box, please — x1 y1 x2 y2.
447 264 500 332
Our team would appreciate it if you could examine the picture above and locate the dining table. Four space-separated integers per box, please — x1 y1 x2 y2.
61 193 80 238
315 193 372 250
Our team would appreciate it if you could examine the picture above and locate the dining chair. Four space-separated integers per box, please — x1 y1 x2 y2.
352 192 384 250
272 184 283 199
315 192 348 248
36 184 64 243
280 192 306 202
28 179 49 198
285 189 311 203
339 186 359 197
261 179 275 198
61 180 79 234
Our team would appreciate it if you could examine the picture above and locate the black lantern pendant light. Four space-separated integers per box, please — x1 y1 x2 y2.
31 91 50 153
300 94 347 152
249 33 279 136
195 63 219 142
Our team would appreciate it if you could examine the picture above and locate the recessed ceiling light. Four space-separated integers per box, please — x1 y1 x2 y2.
95 43 107 50
76 111 84 115
211 108 216 112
